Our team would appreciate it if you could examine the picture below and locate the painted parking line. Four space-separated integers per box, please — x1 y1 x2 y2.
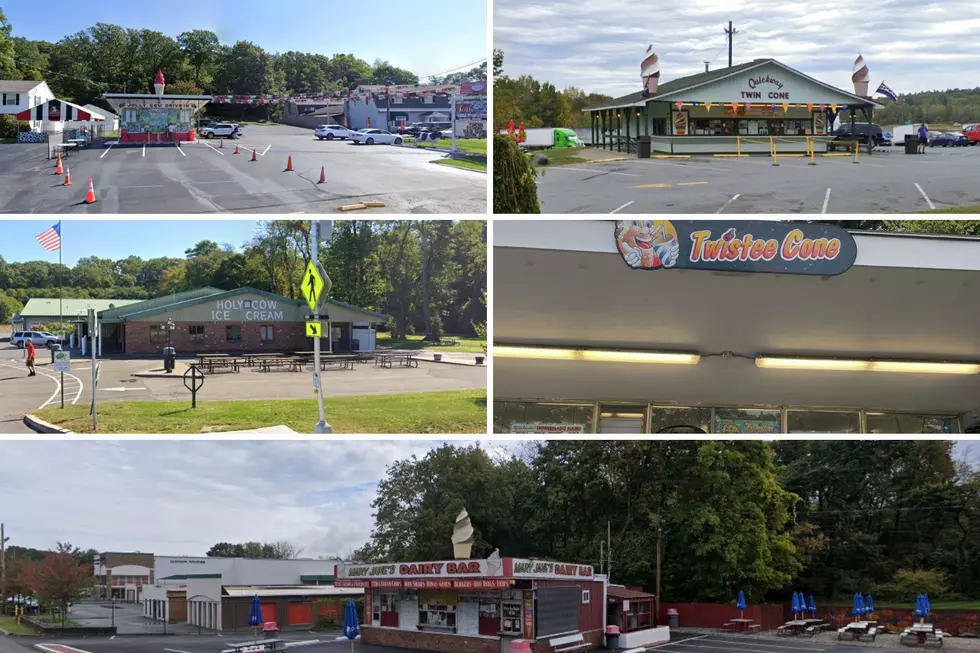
610 200 635 214
694 637 826 650
634 183 671 188
915 182 936 209
547 165 641 177
678 181 709 186
655 643 824 653
632 181 709 189
202 141 225 156
649 635 708 648
260 145 272 156
142 144 146 157
821 187 832 214
176 143 186 157
100 145 113 159
36 644 95 653
716 193 741 213
164 648 196 653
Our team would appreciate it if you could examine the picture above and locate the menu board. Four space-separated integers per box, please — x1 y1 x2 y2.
457 597 479 635
502 601 523 635
523 593 534 639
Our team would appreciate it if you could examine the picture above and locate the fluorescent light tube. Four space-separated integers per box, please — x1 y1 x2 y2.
494 346 700 365
756 356 980 375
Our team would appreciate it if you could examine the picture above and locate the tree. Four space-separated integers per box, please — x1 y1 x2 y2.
265 540 303 559
33 553 94 624
185 240 221 259
327 54 372 90
493 49 504 78
0 8 17 79
372 61 419 86
493 134 540 213
177 30 219 89
206 542 245 558
0 294 23 322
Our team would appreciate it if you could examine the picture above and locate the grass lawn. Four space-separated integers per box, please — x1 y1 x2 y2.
434 158 486 172
377 333 486 353
0 615 38 635
916 205 980 213
530 148 589 166
404 137 487 155
839 600 980 610
32 614 80 628
35 390 486 434
0 137 17 144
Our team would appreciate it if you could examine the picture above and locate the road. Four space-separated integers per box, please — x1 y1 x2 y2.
1 634 403 653
533 145 980 213
0 125 486 214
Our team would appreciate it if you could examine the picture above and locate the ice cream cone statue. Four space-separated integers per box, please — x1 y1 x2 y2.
452 508 475 559
487 549 502 576
852 55 870 97
154 69 166 96
641 46 660 95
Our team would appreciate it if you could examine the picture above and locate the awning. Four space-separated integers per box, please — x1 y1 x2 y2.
15 98 103 122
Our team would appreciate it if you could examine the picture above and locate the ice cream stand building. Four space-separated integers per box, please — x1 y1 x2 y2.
333 509 646 653
585 53 882 155
104 71 211 143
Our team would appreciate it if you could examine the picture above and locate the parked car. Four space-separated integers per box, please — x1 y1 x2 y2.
882 131 893 146
832 122 886 149
198 118 219 130
314 124 352 140
929 131 966 147
962 123 980 145
199 123 242 139
350 129 403 145
11 331 62 349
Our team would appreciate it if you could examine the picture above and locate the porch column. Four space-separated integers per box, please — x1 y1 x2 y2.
327 319 333 353
625 109 630 152
617 111 622 152
601 111 607 150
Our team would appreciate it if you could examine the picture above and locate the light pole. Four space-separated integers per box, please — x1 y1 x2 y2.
164 318 175 373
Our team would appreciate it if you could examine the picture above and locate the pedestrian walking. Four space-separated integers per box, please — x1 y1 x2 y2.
167 123 175 142
25 340 36 376
918 123 929 153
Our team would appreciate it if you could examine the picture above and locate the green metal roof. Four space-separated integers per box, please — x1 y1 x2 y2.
20 297 142 319
99 287 224 323
583 58 880 111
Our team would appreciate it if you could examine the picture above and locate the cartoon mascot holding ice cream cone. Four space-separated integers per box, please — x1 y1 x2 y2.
616 220 681 270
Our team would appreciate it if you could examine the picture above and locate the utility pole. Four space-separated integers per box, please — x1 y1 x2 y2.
725 21 738 68
704 62 710 73
606 521 612 581
1 523 9 617
655 524 662 625
599 540 604 575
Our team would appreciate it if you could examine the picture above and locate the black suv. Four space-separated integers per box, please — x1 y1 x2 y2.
830 122 885 152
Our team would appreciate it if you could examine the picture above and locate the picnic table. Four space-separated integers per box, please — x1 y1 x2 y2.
900 623 944 648
52 142 80 157
376 351 419 369
67 138 88 149
258 357 306 373
241 353 286 367
723 618 757 632
778 620 827 637
204 357 241 374
838 621 878 642
223 639 285 653
197 353 230 365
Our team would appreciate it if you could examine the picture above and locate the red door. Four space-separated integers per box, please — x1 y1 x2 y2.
288 602 312 626
261 603 277 623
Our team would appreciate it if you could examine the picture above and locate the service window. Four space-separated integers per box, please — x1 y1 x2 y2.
418 589 456 631
260 325 275 342
188 325 205 343
714 407 781 434
788 410 859 433
149 326 167 343
535 586 580 639
866 413 959 434
226 326 242 342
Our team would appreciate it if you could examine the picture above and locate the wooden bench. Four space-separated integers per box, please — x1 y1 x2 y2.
748 624 761 634
258 357 306 373
223 638 285 653
205 358 241 373
549 633 589 653
320 357 355 371
377 353 419 369
722 622 735 632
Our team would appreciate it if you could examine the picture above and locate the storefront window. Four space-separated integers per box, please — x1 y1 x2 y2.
188 325 205 343
493 402 594 434
788 410 859 433
149 326 166 344
598 404 646 434
866 413 959 434
226 326 242 342
650 406 711 433
418 589 456 631
714 407 781 434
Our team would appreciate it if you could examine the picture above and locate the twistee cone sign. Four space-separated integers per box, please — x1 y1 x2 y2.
154 69 166 96
852 55 870 97
452 508 475 559
641 46 660 95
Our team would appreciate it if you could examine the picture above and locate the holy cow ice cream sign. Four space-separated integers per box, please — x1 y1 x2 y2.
615 220 857 276
210 297 286 321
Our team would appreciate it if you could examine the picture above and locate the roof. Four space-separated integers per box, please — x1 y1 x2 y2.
99 287 224 322
584 58 881 111
103 93 213 100
607 585 656 600
21 297 143 319
222 586 364 598
83 104 119 118
0 80 46 92
159 574 222 581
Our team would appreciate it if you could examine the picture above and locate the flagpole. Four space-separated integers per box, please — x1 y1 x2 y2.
58 220 63 329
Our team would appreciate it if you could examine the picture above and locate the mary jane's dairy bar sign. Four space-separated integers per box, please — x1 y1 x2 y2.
334 557 594 589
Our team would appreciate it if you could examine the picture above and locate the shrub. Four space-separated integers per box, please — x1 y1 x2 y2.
875 569 952 601
0 115 28 139
493 134 540 213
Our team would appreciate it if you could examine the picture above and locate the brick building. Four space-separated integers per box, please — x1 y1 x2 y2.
52 286 386 356
94 551 155 601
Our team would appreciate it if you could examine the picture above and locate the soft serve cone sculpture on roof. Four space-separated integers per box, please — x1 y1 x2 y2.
642 45 660 95
852 55 870 97
487 549 502 576
154 69 166 96
452 508 475 559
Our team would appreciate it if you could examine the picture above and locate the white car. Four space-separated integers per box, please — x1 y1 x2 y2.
350 129 403 145
200 123 242 139
314 125 352 140
11 331 62 349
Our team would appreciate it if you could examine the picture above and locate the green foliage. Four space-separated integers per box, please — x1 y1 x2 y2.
0 115 24 139
874 90 980 127
0 293 24 322
493 134 540 214
876 569 953 601
37 322 73 337
372 60 419 86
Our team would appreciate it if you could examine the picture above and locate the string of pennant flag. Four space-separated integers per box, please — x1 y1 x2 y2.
668 101 853 112
210 82 487 105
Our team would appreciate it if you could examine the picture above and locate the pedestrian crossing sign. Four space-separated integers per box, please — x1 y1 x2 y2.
301 261 325 311
306 321 322 338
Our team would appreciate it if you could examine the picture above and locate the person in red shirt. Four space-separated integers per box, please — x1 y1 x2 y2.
25 340 36 377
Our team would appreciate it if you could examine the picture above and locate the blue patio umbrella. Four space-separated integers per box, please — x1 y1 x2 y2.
343 599 360 653
248 595 262 636
914 594 924 619
866 594 875 616
923 594 931 618
737 590 747 618
851 593 864 618
808 595 817 615
792 592 800 617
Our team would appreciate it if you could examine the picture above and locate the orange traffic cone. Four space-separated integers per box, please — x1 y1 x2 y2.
285 155 294 172
251 149 257 162
63 166 72 186
55 154 63 175
234 144 240 154
84 178 96 204
318 166 326 184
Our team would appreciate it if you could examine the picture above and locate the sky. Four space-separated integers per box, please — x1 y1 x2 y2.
3 0 487 84
0 220 265 266
494 0 980 98
0 440 975 558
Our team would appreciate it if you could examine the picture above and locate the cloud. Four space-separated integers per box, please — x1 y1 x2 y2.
0 441 475 558
494 0 980 97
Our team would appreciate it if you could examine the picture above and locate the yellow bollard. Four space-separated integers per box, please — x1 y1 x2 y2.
853 141 860 164
770 136 779 166
737 135 742 157
808 137 817 166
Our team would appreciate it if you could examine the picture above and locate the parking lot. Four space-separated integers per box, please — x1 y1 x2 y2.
0 346 486 433
536 146 980 213
5 635 408 653
0 124 486 214
654 634 909 653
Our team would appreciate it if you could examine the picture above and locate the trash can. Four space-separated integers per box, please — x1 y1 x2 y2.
637 135 652 159
905 134 919 155
668 608 680 628
163 347 176 373
351 338 360 351
49 342 62 364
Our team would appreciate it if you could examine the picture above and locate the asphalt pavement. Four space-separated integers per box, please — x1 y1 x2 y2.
0 345 486 433
11 634 404 653
534 145 980 213
0 125 485 214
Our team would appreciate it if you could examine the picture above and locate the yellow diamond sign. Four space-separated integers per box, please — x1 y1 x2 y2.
306 321 322 338
301 261 324 311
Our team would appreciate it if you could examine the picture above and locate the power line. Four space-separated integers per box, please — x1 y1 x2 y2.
420 58 487 80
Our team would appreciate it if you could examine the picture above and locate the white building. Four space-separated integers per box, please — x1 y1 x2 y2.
82 104 119 131
0 80 55 131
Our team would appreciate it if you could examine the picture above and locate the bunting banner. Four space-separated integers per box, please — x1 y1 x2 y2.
15 98 101 122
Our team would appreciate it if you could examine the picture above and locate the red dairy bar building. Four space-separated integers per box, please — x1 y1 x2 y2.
334 556 629 653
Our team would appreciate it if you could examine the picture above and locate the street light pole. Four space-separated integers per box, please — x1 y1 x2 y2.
1 523 9 617
311 220 331 434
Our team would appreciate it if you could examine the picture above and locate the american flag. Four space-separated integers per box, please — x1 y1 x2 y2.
36 222 61 252
876 82 899 102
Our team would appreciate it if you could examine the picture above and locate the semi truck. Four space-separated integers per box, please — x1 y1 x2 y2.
500 127 584 149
